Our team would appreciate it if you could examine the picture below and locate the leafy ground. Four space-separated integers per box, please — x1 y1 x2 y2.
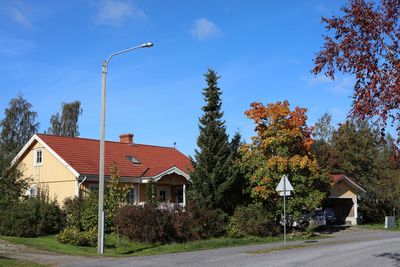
0 257 46 267
358 223 400 231
0 233 325 257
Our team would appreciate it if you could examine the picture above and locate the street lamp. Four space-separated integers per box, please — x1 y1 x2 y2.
98 42 153 255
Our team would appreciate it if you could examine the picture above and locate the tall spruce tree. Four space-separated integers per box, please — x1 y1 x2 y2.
48 100 82 137
188 69 246 213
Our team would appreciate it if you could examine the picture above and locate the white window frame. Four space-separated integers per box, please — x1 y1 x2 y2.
29 185 37 198
34 149 43 166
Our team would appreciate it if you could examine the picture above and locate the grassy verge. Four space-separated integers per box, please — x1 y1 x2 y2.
0 233 327 257
0 257 46 267
358 223 400 231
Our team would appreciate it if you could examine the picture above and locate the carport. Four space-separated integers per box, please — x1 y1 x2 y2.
326 174 366 225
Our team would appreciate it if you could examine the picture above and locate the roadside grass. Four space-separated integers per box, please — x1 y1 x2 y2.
0 257 46 267
358 223 400 231
0 233 328 257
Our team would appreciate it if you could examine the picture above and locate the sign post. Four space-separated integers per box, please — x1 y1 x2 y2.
276 174 293 246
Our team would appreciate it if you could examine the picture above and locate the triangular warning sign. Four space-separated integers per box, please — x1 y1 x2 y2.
276 175 294 192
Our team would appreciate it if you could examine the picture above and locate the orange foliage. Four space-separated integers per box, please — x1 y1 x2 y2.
244 100 314 151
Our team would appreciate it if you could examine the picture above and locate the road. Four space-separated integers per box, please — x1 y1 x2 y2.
1 227 400 266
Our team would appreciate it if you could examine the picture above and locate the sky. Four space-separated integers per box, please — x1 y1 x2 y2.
0 0 355 156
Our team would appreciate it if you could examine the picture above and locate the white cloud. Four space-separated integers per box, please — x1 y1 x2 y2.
95 0 147 27
305 75 353 95
9 7 31 28
190 18 221 40
316 4 331 15
0 37 35 56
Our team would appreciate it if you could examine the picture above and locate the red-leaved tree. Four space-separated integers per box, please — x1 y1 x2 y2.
313 0 400 141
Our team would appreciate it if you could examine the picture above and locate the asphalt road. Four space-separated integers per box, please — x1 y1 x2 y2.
2 227 400 266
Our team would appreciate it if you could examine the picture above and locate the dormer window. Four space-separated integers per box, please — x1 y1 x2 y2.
34 149 43 166
126 156 140 164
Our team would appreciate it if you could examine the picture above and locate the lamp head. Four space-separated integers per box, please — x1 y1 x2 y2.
141 42 154 48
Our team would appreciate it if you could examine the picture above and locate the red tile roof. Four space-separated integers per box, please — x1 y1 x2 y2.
36 134 192 178
331 174 346 183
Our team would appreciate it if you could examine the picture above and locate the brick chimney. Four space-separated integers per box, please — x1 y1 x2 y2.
119 133 134 144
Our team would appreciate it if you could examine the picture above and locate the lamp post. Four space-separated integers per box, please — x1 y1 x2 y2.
98 42 153 255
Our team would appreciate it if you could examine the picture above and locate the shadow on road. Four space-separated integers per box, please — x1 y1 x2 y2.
120 244 161 255
316 225 351 234
375 252 400 266
0 255 12 260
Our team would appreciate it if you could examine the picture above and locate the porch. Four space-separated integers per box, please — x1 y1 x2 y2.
78 168 189 207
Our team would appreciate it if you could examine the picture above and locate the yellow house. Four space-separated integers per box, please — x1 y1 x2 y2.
12 133 192 206
326 174 366 225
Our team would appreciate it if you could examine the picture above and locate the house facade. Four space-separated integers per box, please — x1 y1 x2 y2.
12 133 191 206
326 174 366 225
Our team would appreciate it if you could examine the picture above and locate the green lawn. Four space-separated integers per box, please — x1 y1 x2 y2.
0 257 46 267
358 223 400 231
0 233 326 257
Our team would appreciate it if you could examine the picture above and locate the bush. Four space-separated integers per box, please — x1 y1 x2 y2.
114 205 174 243
0 190 64 237
57 227 97 247
185 204 227 240
227 205 279 237
80 190 99 231
63 196 84 229
114 204 226 244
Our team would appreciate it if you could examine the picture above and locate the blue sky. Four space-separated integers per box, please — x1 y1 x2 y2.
0 0 355 156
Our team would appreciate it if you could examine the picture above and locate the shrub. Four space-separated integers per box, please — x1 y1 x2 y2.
114 205 174 243
227 205 279 237
57 227 97 247
63 196 84 230
114 204 226 244
0 190 64 237
80 190 99 231
185 204 227 239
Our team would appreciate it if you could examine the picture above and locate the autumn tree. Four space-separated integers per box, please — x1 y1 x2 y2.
313 0 400 141
0 94 39 208
242 100 331 218
188 69 249 214
48 101 82 137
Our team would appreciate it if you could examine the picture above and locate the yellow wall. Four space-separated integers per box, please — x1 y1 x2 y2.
330 180 356 199
19 141 77 204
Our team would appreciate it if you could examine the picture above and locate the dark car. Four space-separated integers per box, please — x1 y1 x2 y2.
324 208 336 224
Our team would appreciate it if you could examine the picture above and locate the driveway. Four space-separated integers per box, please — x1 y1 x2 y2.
1 227 399 266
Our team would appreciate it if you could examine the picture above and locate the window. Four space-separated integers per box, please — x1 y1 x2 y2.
159 190 166 202
127 188 137 204
158 186 170 202
29 186 37 198
89 184 99 191
176 187 183 203
34 149 43 165
126 156 140 164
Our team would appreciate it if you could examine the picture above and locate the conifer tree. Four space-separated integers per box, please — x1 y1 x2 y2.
188 69 244 213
